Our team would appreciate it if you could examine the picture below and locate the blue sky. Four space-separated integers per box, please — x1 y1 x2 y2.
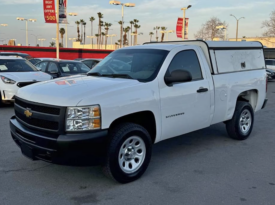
0 0 274 46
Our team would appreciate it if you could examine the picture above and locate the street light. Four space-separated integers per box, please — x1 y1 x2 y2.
106 34 116 49
181 5 191 41
230 14 245 41
16 17 36 46
30 34 41 46
109 1 135 48
0 24 8 27
66 12 78 48
216 25 227 41
160 30 174 41
38 38 46 47
69 37 77 48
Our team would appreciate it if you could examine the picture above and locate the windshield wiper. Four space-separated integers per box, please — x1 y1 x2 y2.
87 72 134 79
102 74 134 79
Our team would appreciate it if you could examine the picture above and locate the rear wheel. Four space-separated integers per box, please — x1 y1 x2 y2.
226 101 254 140
103 123 152 183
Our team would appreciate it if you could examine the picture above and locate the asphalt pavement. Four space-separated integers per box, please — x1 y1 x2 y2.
0 82 275 205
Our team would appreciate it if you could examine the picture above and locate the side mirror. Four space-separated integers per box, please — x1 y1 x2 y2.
164 70 192 85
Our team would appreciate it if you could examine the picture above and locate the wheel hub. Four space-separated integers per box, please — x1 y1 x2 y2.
239 109 252 134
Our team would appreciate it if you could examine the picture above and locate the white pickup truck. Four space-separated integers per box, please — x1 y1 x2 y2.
10 41 268 183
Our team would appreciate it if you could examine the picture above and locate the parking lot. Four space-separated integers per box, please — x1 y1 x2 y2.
0 82 274 205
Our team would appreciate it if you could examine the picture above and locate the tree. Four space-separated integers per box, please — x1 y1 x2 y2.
123 27 130 46
194 17 227 40
80 19 85 42
153 26 160 41
133 19 140 45
49 41 55 47
130 20 135 46
101 32 106 48
149 32 154 41
262 10 275 37
90 16 95 48
97 12 104 48
95 34 100 47
104 22 112 49
161 27 167 42
118 21 123 48
83 22 87 45
75 21 81 42
59 27 65 48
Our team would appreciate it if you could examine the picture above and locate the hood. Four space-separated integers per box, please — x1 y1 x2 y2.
16 75 142 106
1 71 52 82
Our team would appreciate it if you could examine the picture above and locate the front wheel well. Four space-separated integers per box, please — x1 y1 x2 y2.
109 111 157 143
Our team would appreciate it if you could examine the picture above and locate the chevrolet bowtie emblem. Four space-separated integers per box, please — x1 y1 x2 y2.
24 109 33 118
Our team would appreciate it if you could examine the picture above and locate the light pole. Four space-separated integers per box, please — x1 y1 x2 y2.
67 12 78 48
181 5 191 40
216 25 227 41
230 14 245 41
38 38 46 47
16 18 36 46
131 32 143 45
160 30 175 41
69 37 77 48
30 34 40 46
106 34 116 49
109 1 135 48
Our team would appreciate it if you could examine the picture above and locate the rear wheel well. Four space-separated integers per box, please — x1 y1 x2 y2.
237 89 258 111
109 111 157 143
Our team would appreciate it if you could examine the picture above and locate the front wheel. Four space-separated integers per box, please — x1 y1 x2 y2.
103 123 152 183
226 101 254 140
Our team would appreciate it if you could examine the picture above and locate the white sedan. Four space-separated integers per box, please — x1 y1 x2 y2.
0 56 52 105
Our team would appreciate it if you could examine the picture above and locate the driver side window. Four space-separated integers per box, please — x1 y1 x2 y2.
36 62 48 72
166 50 203 81
47 62 59 73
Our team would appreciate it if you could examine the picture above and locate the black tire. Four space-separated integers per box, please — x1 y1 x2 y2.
103 123 152 183
0 92 3 107
226 101 254 140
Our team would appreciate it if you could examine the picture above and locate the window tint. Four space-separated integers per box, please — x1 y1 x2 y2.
59 62 90 73
265 60 272 65
166 50 203 81
36 61 48 72
0 59 38 72
29 59 41 65
48 62 59 73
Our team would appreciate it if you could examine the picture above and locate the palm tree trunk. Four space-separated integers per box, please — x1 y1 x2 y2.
131 25 133 46
91 22 93 49
135 28 137 45
120 24 122 48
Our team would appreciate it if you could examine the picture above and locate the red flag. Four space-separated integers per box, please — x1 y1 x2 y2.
43 0 57 23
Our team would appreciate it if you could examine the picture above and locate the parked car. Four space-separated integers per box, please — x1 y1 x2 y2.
35 59 91 78
0 52 33 60
265 59 275 71
0 56 52 105
10 41 267 183
74 58 102 69
266 69 275 80
29 58 56 65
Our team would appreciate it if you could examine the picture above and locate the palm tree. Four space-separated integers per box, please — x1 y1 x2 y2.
130 21 134 46
49 41 55 47
133 19 139 46
134 24 141 45
97 12 104 48
118 21 123 48
59 28 66 47
123 27 130 46
104 22 112 49
95 34 100 47
154 26 160 41
80 19 85 43
75 21 81 42
161 27 167 42
149 32 154 41
83 22 87 45
115 42 119 49
90 16 95 48
101 32 106 49
126 26 131 46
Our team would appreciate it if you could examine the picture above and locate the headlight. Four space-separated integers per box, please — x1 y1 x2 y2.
0 76 16 84
66 105 101 131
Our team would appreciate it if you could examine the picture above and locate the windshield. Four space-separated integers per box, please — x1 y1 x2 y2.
0 59 38 72
88 49 169 82
59 62 90 74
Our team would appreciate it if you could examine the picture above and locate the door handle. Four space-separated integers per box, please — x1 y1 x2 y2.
197 87 209 93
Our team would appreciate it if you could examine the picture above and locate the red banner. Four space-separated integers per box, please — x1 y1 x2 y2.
176 18 189 39
43 0 57 23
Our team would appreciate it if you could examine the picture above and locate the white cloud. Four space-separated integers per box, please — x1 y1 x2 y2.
0 0 40 4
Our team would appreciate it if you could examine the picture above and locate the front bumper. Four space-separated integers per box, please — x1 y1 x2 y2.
10 116 109 165
1 89 17 102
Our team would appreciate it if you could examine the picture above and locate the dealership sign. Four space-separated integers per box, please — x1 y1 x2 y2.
59 0 68 24
43 0 57 23
176 18 189 39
